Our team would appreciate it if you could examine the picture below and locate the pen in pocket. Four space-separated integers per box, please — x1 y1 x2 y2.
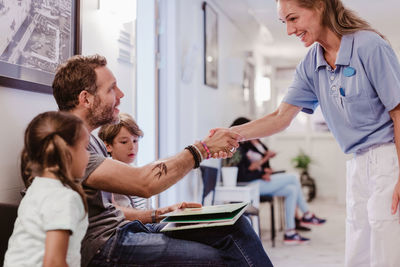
339 87 345 97
339 87 345 108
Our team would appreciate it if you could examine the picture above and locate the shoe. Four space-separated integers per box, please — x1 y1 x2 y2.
284 232 310 245
295 218 311 231
301 214 326 225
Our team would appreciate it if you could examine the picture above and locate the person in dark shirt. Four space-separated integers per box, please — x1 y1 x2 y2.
232 117 325 245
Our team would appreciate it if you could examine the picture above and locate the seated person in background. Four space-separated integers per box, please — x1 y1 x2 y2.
232 117 326 245
98 113 201 223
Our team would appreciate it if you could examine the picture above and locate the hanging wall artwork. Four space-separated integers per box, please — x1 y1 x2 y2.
0 0 80 94
202 2 218 89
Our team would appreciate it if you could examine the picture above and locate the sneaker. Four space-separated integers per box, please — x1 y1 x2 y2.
301 214 326 225
295 218 311 231
284 233 310 245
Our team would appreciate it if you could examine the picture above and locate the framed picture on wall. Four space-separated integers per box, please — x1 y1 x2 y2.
202 2 218 89
0 0 80 94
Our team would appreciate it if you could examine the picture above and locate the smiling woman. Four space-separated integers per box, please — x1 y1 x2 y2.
226 0 400 266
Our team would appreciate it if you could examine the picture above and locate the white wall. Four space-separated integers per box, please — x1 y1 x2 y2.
0 0 138 205
0 87 57 204
81 0 136 117
158 0 259 205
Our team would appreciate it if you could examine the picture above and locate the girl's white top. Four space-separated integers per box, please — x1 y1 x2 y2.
4 177 88 267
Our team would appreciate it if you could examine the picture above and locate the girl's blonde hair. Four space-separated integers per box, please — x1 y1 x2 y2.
281 0 385 39
21 111 87 211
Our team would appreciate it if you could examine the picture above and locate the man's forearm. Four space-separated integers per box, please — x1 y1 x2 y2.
86 148 196 197
86 129 240 197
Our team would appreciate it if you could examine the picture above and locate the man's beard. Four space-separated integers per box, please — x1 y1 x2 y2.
87 96 119 129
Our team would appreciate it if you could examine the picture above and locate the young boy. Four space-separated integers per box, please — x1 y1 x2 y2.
98 113 201 223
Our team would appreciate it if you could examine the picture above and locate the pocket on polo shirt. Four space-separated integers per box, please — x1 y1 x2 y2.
341 94 375 127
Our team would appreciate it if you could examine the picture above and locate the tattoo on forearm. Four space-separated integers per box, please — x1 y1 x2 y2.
152 163 168 179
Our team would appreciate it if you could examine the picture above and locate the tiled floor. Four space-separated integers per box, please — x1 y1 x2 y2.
260 199 346 267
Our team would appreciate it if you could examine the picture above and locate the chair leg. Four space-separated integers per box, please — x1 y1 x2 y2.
257 214 261 239
279 197 285 231
270 200 275 247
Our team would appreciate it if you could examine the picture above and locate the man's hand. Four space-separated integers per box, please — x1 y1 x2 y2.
155 202 202 222
203 128 243 159
266 150 276 159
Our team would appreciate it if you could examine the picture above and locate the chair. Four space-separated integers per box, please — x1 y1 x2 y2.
259 195 276 247
0 203 18 265
200 166 218 205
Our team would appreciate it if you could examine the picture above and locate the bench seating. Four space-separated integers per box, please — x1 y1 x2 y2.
0 203 18 266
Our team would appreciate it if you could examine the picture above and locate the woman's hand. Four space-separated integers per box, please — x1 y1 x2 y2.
262 172 271 181
266 150 276 159
203 128 243 159
261 168 273 181
264 168 273 174
391 181 400 219
248 162 261 171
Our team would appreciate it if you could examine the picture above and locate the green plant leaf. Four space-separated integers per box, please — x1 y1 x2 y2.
291 150 311 170
222 151 242 167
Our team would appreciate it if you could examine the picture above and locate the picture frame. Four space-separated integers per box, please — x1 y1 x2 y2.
0 0 80 94
202 2 218 89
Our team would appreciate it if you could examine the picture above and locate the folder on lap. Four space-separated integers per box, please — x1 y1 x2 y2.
160 202 248 232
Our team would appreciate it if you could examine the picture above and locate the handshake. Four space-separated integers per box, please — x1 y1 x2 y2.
200 127 245 159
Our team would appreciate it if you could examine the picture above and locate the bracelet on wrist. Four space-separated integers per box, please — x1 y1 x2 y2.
200 141 211 159
192 143 204 162
185 145 201 168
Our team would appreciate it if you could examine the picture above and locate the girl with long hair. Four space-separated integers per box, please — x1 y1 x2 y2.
4 111 89 267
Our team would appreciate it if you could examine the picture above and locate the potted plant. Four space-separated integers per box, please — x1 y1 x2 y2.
291 150 311 174
291 150 316 201
221 151 242 187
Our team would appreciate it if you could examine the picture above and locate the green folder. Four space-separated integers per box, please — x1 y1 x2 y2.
160 202 249 232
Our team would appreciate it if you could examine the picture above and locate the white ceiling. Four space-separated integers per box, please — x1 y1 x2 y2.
212 0 400 59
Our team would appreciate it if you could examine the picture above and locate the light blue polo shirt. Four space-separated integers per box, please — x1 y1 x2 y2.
283 31 400 154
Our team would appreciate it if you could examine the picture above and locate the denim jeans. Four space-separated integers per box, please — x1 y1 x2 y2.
250 173 309 230
88 215 272 267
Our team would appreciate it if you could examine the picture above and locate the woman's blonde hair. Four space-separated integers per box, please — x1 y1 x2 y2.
98 113 143 146
21 111 87 211
282 0 385 39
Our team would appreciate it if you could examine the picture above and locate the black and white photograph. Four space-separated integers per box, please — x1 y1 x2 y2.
0 0 78 93
203 2 218 89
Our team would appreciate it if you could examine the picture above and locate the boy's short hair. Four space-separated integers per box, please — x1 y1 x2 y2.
98 113 143 144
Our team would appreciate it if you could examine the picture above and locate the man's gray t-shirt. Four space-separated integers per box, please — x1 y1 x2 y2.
81 134 129 267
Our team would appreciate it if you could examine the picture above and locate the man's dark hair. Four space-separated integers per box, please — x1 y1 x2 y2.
52 54 107 111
